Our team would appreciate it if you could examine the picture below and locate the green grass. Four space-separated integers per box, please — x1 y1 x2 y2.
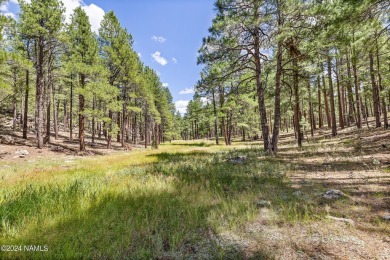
0 141 326 259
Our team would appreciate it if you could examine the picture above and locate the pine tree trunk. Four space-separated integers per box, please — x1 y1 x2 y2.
144 112 148 148
335 56 344 129
92 95 95 144
212 88 219 145
46 93 51 143
63 99 68 132
352 56 362 129
369 50 381 128
346 52 355 125
117 110 121 143
376 39 388 129
271 40 282 153
69 76 73 141
35 38 45 148
23 69 29 139
254 36 270 152
107 110 113 149
53 88 59 140
293 58 303 147
307 79 314 137
317 76 323 128
79 74 86 151
322 72 331 128
327 55 337 136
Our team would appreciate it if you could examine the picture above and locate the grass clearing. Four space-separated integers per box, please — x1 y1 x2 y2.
1 135 389 259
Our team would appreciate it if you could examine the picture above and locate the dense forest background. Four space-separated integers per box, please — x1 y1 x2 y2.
0 0 182 151
0 0 389 154
188 0 389 154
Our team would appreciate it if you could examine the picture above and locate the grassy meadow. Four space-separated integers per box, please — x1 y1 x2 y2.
0 140 320 259
1 137 389 259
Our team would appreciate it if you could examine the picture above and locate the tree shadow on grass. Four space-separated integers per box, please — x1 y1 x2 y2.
0 149 278 259
4 191 217 259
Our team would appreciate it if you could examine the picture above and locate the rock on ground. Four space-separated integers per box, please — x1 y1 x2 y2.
322 189 347 200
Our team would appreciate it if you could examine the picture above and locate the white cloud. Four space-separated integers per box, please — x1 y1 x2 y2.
137 53 142 57
0 3 8 12
0 3 16 19
151 51 168 66
151 35 166 43
179 87 194 95
9 0 20 3
175 100 189 114
82 3 104 33
62 0 82 24
172 57 177 64
162 83 169 87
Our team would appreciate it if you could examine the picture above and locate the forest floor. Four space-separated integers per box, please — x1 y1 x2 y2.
0 115 389 259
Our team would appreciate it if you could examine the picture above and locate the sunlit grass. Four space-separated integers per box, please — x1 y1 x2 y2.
0 141 355 258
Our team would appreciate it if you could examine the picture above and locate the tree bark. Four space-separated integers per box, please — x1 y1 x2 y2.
352 55 362 129
307 79 315 137
327 54 337 136
376 39 388 129
317 75 323 128
53 86 59 140
254 27 270 152
322 71 331 128
293 57 303 147
335 56 344 129
23 69 29 139
69 75 73 140
79 74 86 151
35 37 44 148
271 34 283 154
212 88 219 145
92 94 96 144
369 50 381 128
345 52 355 125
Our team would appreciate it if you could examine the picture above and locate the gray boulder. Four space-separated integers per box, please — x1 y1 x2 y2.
322 189 347 200
15 150 29 156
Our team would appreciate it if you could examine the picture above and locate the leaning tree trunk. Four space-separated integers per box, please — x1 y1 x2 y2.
254 29 270 152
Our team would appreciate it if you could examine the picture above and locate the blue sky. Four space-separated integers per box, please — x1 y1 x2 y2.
1 0 216 114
